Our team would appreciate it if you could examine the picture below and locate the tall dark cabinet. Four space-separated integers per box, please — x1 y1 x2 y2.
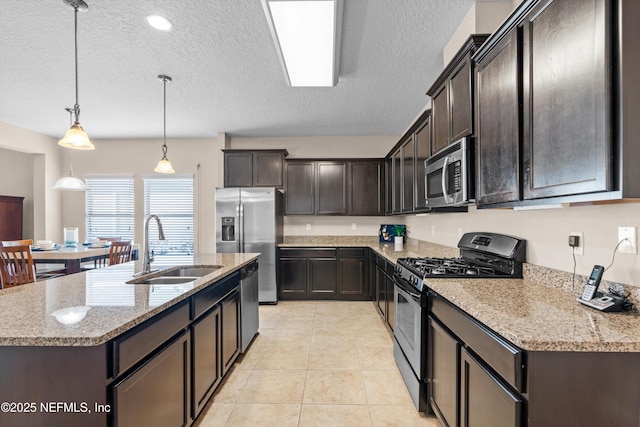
0 195 24 241
223 149 288 188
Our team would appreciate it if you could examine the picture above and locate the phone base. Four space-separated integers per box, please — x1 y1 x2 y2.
577 294 625 312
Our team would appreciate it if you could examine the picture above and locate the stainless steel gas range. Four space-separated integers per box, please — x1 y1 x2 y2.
392 232 526 412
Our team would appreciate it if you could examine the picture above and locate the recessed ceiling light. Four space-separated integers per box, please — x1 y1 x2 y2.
146 15 173 31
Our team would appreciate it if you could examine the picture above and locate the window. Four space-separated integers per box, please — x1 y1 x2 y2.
85 175 135 241
143 175 194 266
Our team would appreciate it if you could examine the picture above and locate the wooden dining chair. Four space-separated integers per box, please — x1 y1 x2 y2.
1 239 34 247
109 241 132 265
0 245 37 289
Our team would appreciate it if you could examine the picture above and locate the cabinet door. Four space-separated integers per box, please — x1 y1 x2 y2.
375 265 386 318
284 161 315 215
113 331 191 427
449 58 474 142
0 196 23 241
460 347 523 427
348 161 384 216
338 258 366 299
192 306 221 417
414 116 431 211
385 159 393 215
428 317 460 427
221 289 240 375
522 0 611 199
224 152 253 187
316 161 347 215
385 273 394 331
308 258 337 297
431 85 450 155
279 258 307 298
475 31 521 205
392 149 402 214
253 151 284 187
402 137 415 213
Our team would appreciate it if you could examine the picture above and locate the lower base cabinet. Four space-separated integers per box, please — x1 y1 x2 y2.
278 247 369 300
374 254 394 330
428 318 460 427
113 331 191 427
221 288 241 375
192 306 221 416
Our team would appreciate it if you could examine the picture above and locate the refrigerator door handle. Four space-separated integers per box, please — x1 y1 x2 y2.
239 203 245 252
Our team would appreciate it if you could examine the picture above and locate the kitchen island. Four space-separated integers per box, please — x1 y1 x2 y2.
0 253 258 427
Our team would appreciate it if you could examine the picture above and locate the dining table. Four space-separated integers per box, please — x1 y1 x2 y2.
31 244 139 274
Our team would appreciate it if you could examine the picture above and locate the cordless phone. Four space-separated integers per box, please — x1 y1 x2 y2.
580 265 604 301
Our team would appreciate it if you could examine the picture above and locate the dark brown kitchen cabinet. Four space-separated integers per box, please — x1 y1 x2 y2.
113 331 191 427
337 248 367 300
428 317 460 427
284 161 315 214
192 306 221 417
223 149 288 188
316 161 347 215
460 347 523 427
414 116 431 211
402 136 415 212
278 247 370 300
285 159 384 216
391 149 402 214
348 160 384 216
522 0 611 200
0 195 23 241
385 158 393 215
220 288 241 375
474 30 521 205
374 254 394 331
427 35 489 154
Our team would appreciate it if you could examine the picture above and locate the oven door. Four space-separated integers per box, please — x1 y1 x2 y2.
393 277 425 379
424 137 471 208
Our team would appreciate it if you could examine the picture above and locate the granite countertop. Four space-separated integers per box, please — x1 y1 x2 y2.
282 236 640 353
0 253 259 347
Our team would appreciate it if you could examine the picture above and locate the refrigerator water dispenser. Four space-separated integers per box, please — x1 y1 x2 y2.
221 217 235 241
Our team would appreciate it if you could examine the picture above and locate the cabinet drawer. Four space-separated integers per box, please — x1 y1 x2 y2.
385 260 395 276
192 272 240 319
337 248 364 258
112 302 190 378
430 293 524 392
280 248 337 258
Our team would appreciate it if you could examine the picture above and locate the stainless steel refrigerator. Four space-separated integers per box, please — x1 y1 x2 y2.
215 187 283 304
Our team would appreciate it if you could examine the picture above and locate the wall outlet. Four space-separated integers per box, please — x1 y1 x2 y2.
306 224 311 231
618 226 637 254
351 223 357 230
569 232 584 255
431 225 435 236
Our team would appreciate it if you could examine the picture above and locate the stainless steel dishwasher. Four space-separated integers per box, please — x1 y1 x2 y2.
240 261 259 352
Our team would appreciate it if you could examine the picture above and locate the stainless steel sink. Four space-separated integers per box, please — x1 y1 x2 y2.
132 277 197 285
161 266 224 277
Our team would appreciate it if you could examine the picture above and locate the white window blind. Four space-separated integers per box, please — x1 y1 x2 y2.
143 175 194 266
85 175 135 242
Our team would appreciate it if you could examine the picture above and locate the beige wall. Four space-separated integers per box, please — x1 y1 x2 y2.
443 1 514 64
0 122 63 241
0 147 35 239
61 136 223 254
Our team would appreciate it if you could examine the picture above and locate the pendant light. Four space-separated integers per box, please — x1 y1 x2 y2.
54 108 87 191
154 75 175 173
58 0 95 150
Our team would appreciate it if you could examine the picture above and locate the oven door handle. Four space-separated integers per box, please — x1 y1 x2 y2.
441 156 452 204
393 277 422 301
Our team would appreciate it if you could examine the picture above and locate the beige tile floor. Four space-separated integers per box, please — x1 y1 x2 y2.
194 301 441 427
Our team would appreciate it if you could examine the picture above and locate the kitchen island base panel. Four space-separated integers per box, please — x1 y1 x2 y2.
0 344 108 426
527 351 640 427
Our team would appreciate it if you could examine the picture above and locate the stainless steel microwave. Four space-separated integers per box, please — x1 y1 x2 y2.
424 137 473 208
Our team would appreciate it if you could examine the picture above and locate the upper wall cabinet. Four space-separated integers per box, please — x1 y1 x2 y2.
427 35 489 155
285 159 384 216
223 150 288 188
473 0 640 207
385 110 432 215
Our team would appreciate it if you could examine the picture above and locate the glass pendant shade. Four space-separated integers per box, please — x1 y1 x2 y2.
154 157 175 174
53 175 87 191
59 122 95 150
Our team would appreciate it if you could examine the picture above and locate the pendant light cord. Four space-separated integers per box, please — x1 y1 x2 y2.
162 77 168 157
73 3 81 124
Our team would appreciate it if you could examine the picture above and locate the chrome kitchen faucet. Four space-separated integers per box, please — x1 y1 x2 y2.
142 214 166 274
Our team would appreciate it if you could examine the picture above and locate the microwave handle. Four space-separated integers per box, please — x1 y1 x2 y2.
441 156 452 203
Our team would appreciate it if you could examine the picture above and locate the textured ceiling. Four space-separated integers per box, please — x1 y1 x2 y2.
0 0 484 139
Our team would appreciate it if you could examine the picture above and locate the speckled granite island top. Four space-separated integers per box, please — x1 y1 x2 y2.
0 253 258 347
282 236 640 353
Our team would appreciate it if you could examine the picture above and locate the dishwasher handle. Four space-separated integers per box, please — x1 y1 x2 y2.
242 261 259 278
